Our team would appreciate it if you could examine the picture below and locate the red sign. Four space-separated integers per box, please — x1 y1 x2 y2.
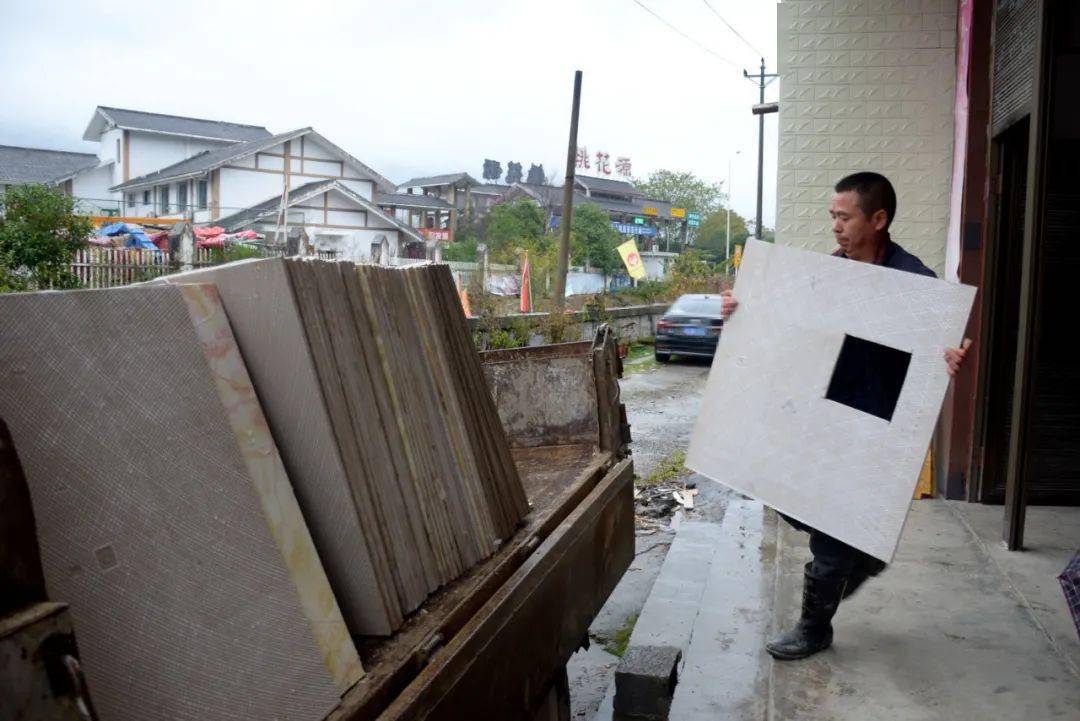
420 228 452 242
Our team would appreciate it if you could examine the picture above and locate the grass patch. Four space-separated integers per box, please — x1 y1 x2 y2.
637 449 688 488
601 613 639 658
625 343 654 363
623 342 661 376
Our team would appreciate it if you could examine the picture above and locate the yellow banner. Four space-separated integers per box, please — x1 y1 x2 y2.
670 207 686 219
642 206 659 217
618 239 648 280
733 244 743 269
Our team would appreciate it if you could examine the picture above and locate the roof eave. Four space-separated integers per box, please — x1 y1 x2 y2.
114 127 257 143
110 168 208 192
109 128 309 192
81 107 114 141
53 160 110 185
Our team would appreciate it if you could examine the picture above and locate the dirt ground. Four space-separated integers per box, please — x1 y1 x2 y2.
566 354 736 720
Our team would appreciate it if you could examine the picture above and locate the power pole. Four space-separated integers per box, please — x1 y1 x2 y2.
554 70 582 310
744 59 778 241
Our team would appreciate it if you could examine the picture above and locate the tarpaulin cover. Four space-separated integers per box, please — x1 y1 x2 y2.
149 231 169 252
194 229 261 250
96 222 157 251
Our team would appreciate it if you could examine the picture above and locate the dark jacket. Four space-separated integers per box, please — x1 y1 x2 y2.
835 237 937 278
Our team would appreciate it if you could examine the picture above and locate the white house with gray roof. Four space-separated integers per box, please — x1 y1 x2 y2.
83 106 273 197
110 123 420 261
0 145 114 212
2 106 420 261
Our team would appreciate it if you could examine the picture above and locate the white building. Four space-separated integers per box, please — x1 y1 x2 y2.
110 123 419 261
83 106 273 207
0 145 114 213
0 107 421 262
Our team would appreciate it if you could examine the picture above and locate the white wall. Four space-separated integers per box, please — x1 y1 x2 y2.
775 0 957 275
71 164 118 213
127 133 230 181
312 228 401 263
340 179 375 199
99 128 124 187
210 135 379 215
640 251 676 281
219 167 286 213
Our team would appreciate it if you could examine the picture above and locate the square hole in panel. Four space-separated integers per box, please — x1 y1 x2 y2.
825 334 912 422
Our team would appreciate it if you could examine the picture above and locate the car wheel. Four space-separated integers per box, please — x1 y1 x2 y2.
655 351 671 363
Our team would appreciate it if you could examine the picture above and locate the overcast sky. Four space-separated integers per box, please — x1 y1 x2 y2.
0 0 779 225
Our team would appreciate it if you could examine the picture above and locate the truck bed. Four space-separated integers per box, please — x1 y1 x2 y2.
331 329 633 721
331 446 624 721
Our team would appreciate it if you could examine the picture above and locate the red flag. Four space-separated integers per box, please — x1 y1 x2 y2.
456 274 473 317
519 251 532 313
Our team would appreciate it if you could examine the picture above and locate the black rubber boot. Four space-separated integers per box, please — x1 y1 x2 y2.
766 568 846 661
842 556 887 600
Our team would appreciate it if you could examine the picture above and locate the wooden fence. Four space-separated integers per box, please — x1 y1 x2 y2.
69 247 338 289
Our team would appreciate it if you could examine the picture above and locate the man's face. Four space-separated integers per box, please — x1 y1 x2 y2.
829 190 887 262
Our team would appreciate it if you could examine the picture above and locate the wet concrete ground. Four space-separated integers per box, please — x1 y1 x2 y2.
566 356 735 719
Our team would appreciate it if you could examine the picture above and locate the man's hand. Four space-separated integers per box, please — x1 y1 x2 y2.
721 290 739 320
944 338 972 377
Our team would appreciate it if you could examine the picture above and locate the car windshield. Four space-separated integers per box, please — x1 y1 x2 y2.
669 296 722 316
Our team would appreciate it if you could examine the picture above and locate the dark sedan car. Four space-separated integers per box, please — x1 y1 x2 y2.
654 293 724 362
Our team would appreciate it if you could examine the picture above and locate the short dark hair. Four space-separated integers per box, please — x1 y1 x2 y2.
834 172 897 229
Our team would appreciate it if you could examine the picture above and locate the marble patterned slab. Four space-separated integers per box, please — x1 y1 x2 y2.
155 259 396 635
687 241 975 561
178 283 363 693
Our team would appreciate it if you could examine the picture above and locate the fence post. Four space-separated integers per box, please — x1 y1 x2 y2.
179 226 194 272
478 243 489 293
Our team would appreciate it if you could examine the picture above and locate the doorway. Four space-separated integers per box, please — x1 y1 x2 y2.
973 119 1028 503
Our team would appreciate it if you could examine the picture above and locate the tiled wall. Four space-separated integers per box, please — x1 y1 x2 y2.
776 0 957 274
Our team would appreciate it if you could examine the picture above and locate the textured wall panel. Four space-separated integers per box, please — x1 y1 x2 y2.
0 285 340 720
687 241 975 561
776 0 958 274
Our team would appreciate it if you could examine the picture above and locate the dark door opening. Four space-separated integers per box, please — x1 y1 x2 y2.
975 118 1028 503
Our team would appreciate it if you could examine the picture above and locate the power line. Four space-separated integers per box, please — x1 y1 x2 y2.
631 0 740 68
701 0 765 60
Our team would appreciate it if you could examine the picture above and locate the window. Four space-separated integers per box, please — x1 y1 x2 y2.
177 182 188 214
126 193 136 210
669 296 723 316
159 185 170 214
197 180 208 210
116 138 121 162
143 190 150 205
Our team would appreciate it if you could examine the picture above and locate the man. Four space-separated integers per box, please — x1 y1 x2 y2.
721 172 971 660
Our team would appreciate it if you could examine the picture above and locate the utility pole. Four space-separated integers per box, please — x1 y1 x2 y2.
554 70 582 310
744 59 778 241
725 150 740 266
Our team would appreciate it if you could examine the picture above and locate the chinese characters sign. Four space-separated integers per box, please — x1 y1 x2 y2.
576 146 632 178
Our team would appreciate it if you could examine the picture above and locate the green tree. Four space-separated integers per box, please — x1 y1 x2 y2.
669 248 714 279
0 184 92 292
570 203 622 279
694 207 750 263
636 170 724 216
442 237 478 262
484 198 545 259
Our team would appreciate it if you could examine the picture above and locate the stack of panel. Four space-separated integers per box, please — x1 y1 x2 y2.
0 283 362 721
287 259 530 618
157 258 529 634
